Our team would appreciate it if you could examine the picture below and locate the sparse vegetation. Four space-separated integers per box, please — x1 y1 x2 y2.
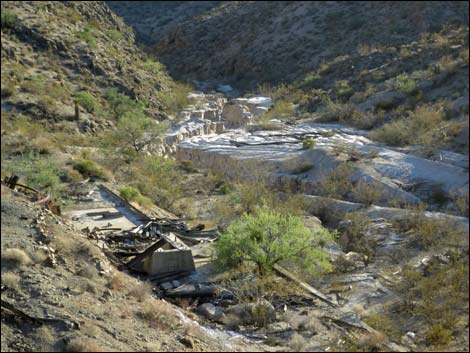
74 92 99 113
302 137 317 150
73 159 107 180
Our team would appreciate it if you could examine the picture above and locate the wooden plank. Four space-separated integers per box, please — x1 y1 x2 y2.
273 264 337 307
125 238 167 269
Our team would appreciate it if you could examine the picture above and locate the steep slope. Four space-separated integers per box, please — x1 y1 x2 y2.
128 1 469 87
1 0 176 124
107 1 221 45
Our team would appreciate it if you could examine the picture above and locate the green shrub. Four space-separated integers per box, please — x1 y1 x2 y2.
119 185 140 201
6 153 64 195
335 80 354 99
105 88 144 120
74 92 98 113
395 73 417 95
142 60 165 74
106 29 123 42
316 162 354 199
73 159 106 179
370 103 446 147
214 205 333 276
1 10 18 29
427 325 452 347
300 72 322 88
77 23 97 48
157 82 193 114
302 137 317 150
338 212 375 262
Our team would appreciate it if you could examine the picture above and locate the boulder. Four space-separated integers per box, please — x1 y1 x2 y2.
358 91 406 111
222 104 253 127
196 303 224 321
225 299 276 326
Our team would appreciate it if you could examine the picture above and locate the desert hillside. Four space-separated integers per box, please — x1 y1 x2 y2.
1 1 469 352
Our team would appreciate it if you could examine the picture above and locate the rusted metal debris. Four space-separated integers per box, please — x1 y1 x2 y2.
2 175 61 215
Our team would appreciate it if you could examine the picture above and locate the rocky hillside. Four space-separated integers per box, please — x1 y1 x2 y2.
1 0 184 126
110 1 469 88
107 1 221 45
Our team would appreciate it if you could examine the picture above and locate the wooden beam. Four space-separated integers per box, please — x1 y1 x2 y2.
273 264 337 307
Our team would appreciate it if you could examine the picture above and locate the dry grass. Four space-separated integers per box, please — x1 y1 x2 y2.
65 337 106 352
108 272 131 292
2 248 32 268
1 272 20 291
33 326 55 352
352 180 383 205
127 282 153 302
356 331 386 350
76 264 99 280
140 299 180 330
288 333 308 352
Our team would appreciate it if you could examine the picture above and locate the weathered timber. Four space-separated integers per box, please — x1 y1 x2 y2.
273 264 337 307
124 238 166 269
164 283 218 298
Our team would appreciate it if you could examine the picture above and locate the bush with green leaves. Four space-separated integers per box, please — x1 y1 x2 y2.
119 185 153 208
302 137 317 149
1 10 18 29
74 92 98 113
77 23 97 48
6 153 64 195
157 82 193 115
73 159 106 179
214 205 333 276
394 73 417 95
142 60 165 74
105 88 144 120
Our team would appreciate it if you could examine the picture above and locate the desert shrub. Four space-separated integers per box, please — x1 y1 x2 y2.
370 103 446 147
77 23 97 48
214 205 333 276
157 81 193 114
321 98 359 122
394 73 418 95
65 338 105 352
142 60 165 74
105 88 145 120
73 159 106 179
396 251 468 349
338 212 375 262
1 10 18 29
76 265 99 280
300 72 322 88
119 185 140 202
352 180 383 205
1 272 20 291
106 29 123 42
316 162 354 199
128 282 153 302
119 185 154 209
288 333 308 352
364 313 401 340
74 92 98 113
1 81 15 97
1 248 31 268
302 137 317 149
427 324 452 347
33 326 55 352
128 155 181 210
452 191 469 217
261 99 295 121
7 153 64 194
140 299 179 330
335 80 354 99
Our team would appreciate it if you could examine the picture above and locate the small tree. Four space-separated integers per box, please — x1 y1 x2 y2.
214 205 333 276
